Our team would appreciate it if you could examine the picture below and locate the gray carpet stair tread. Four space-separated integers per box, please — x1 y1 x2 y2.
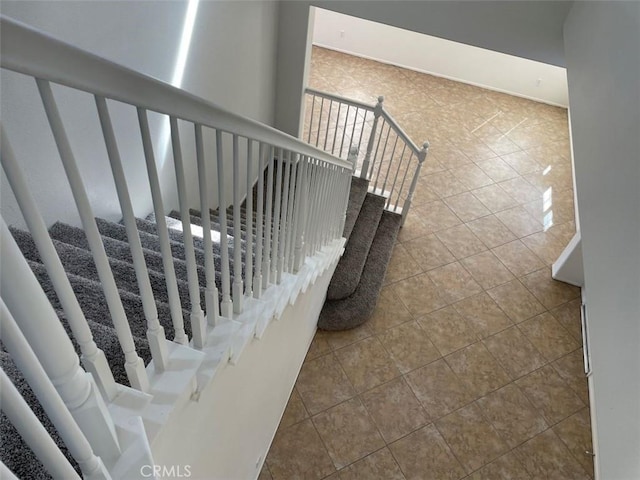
0 352 80 480
343 176 369 239
318 211 402 331
326 193 385 301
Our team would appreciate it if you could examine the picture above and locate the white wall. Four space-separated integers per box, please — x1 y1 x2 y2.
151 261 337 480
313 8 569 107
563 2 640 479
274 0 572 136
1 0 279 228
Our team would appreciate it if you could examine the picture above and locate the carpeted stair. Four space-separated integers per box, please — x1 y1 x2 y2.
318 177 402 331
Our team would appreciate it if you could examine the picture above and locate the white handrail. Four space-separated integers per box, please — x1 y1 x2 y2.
0 16 352 172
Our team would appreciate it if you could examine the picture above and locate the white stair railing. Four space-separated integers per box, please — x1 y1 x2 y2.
1 14 352 475
304 87 430 224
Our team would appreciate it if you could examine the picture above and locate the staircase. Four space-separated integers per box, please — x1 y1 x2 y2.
319 179 402 330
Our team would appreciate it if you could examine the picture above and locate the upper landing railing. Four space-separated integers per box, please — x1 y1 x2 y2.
304 87 429 223
0 15 352 478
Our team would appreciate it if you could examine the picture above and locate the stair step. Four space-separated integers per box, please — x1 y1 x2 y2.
343 176 369 239
318 211 402 331
326 193 385 300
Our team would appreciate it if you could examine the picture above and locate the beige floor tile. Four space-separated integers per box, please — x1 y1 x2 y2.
361 377 429 443
516 365 585 425
368 287 414 334
258 463 273 480
428 262 483 305
445 342 511 398
335 336 401 393
466 215 517 248
476 383 548 448
435 224 487 260
395 211 430 243
422 171 469 198
514 429 591 479
460 250 515 289
454 292 513 339
466 452 531 480
296 353 356 415
491 240 545 277
498 177 541 205
403 234 456 272
267 419 336 480
391 272 448 316
405 358 474 419
482 326 546 380
325 323 373 351
495 205 543 238
418 306 478 356
313 398 385 470
383 243 423 285
551 298 583 342
280 389 310 429
378 321 441 373
306 330 332 361
412 199 463 234
487 279 546 323
521 230 569 265
444 191 492 222
500 151 542 175
476 157 519 183
389 425 466 480
337 448 405 480
553 408 595 477
435 403 508 474
450 164 494 190
552 349 590 405
472 184 519 213
519 312 580 362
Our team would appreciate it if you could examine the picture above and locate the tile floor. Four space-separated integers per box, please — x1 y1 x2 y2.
261 47 592 480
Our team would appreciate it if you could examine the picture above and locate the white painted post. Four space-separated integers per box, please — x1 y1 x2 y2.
232 134 244 314
361 96 384 179
271 148 284 284
277 152 292 283
96 96 169 373
1 300 112 479
195 124 220 327
0 220 121 463
293 156 308 272
37 79 148 392
0 125 117 401
245 139 254 297
170 117 206 348
402 141 430 226
138 108 187 345
215 130 233 317
262 148 274 290
253 143 266 298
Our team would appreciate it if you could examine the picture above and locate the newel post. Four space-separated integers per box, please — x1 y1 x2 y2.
361 96 384 180
402 141 430 226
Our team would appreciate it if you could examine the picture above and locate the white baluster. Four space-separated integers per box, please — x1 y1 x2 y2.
286 157 300 272
0 369 82 480
361 96 384 179
245 139 254 296
394 151 416 213
138 108 187 345
37 79 148 392
216 130 233 317
232 134 244 314
315 98 325 148
330 103 342 155
306 95 316 144
387 143 408 209
373 123 392 192
0 461 20 480
1 299 111 479
293 156 308 272
381 135 400 195
96 96 169 372
277 151 292 283
262 148 274 290
0 220 121 463
339 170 351 235
169 117 206 348
271 148 283 283
0 125 117 401
195 124 220 327
253 143 266 297
339 105 351 157
401 141 430 225
323 100 334 151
